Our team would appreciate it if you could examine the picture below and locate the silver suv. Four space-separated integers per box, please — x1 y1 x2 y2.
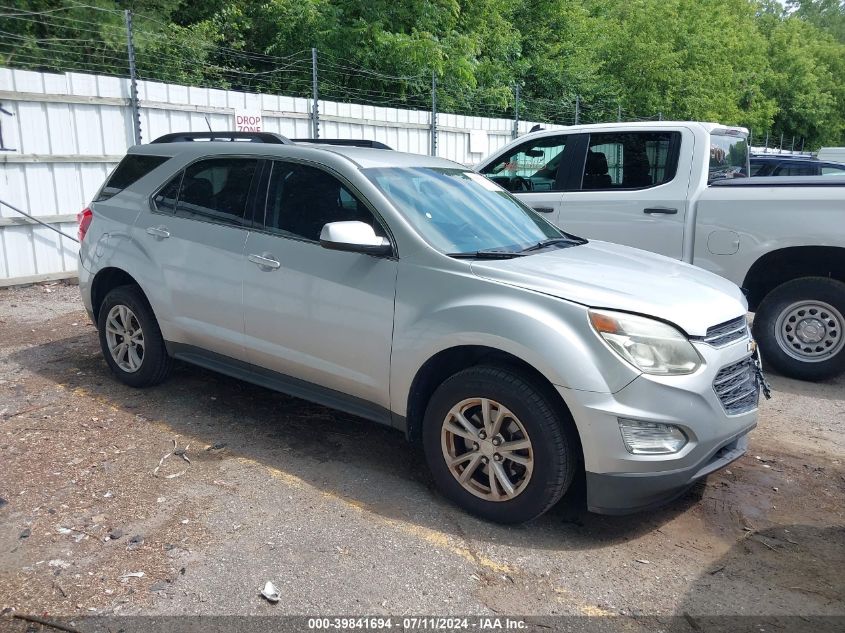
78 132 762 523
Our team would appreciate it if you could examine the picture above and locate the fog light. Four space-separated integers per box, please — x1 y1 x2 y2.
618 419 687 455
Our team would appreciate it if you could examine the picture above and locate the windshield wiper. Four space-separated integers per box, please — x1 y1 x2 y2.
448 249 527 259
519 236 586 253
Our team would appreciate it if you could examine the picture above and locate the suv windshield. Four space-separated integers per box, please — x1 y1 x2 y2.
708 133 749 182
363 167 568 255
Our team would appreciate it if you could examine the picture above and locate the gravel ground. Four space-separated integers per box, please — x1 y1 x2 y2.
0 282 843 626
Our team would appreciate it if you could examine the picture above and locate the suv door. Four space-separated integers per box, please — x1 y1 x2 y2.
144 156 259 359
559 129 689 259
478 134 571 223
241 160 397 413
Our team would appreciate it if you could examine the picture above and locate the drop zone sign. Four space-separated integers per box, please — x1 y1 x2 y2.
235 110 263 132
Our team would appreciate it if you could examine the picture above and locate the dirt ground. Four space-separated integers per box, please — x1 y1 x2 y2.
0 282 843 627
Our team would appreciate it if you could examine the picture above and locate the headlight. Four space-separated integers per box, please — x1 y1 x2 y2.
589 309 702 375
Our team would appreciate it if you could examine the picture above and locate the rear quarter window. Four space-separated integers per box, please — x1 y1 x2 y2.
95 155 171 201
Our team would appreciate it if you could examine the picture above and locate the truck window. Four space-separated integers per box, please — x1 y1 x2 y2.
580 132 679 190
708 134 749 182
821 165 845 176
479 135 568 193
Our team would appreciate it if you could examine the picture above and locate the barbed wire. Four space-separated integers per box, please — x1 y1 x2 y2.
0 4 665 126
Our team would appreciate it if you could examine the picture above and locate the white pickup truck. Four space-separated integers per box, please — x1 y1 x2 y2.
477 121 845 381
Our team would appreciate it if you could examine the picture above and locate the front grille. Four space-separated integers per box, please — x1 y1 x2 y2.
713 356 759 415
703 316 748 347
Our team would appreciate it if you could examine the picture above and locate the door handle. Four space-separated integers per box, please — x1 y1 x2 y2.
643 207 678 215
146 225 170 239
248 253 281 271
532 207 554 214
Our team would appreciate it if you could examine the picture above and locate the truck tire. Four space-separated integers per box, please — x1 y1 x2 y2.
422 365 578 524
97 285 173 388
753 277 845 381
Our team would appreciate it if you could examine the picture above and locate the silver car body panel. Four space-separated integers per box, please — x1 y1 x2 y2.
79 139 758 515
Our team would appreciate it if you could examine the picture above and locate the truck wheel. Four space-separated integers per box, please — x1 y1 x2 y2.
422 365 578 524
97 285 172 388
753 277 845 381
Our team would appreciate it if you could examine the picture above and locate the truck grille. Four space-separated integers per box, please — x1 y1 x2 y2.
703 316 748 347
713 356 759 415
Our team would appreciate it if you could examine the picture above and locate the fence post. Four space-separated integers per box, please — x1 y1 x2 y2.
311 47 319 139
617 103 622 122
512 84 520 140
574 95 580 124
430 72 438 156
124 10 141 145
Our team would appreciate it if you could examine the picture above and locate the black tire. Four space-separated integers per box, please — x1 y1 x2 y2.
753 277 845 381
422 365 578 524
97 285 172 388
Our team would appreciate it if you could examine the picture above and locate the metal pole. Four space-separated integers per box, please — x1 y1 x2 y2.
791 136 795 152
311 47 319 139
574 95 580 124
764 131 768 150
124 10 141 145
779 132 784 152
617 103 622 122
512 84 520 140
658 111 663 121
800 137 805 152
430 72 437 156
749 129 753 147
0 199 78 243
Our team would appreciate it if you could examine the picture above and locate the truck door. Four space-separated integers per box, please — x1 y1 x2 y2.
559 129 691 260
477 133 573 223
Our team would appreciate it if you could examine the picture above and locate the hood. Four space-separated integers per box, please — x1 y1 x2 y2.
470 241 747 336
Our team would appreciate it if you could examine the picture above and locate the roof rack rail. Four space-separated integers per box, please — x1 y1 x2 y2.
292 138 393 150
150 131 292 144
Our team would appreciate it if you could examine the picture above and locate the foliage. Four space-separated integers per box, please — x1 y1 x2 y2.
1 0 844 147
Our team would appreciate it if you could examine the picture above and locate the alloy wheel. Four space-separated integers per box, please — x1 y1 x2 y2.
105 304 145 373
441 397 534 502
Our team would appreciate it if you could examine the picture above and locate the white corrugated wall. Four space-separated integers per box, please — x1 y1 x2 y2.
0 67 558 285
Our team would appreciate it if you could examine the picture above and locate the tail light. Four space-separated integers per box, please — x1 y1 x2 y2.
77 207 93 242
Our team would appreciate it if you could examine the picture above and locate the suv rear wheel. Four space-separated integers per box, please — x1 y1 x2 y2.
97 285 172 388
422 365 577 524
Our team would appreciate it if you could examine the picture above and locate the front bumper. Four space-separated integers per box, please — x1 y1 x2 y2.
558 337 759 514
585 430 750 514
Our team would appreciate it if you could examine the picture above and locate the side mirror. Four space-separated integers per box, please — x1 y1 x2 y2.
319 221 392 256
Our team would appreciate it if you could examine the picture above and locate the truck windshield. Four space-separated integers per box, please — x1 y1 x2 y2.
709 134 749 182
363 167 567 255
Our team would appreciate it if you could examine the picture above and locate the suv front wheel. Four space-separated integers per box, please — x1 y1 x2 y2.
97 285 172 388
422 365 578 524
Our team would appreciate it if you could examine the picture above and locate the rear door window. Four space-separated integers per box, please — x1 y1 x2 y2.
479 135 568 192
96 154 170 201
173 158 259 226
773 162 819 176
821 164 845 176
580 132 679 190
